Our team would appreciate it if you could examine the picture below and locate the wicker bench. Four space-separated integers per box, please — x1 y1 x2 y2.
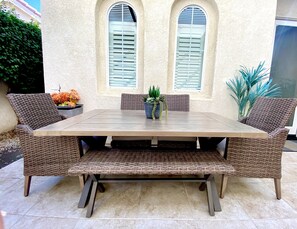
68 148 235 217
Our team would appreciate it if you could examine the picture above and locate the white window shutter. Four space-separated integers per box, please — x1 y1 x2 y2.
174 6 206 91
108 4 137 88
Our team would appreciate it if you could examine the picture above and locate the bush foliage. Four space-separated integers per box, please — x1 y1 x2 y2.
0 9 44 93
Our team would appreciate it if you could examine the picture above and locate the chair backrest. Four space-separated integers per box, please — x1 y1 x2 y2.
7 93 62 130
121 93 190 111
121 94 145 110
246 97 297 133
165 94 190 111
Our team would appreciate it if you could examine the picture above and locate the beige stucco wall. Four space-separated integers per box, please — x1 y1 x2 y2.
41 0 277 120
0 82 18 133
276 0 297 18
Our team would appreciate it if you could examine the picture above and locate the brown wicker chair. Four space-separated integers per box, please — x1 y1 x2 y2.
120 93 190 111
111 93 197 149
7 93 83 196
220 97 297 199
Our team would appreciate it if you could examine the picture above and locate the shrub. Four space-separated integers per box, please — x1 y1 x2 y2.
0 8 44 93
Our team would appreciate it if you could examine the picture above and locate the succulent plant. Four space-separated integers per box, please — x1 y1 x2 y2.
143 86 168 120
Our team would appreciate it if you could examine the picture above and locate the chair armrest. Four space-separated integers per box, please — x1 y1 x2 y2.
15 124 34 136
15 124 82 172
228 128 289 157
227 127 289 178
268 128 289 139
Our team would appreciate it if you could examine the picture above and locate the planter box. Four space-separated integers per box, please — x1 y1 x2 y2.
57 104 83 117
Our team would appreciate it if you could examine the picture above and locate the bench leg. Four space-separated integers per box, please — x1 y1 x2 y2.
210 176 221 212
206 178 215 216
79 175 85 190
78 175 93 208
86 181 98 218
220 175 228 199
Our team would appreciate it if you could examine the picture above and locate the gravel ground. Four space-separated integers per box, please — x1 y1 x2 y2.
0 130 22 169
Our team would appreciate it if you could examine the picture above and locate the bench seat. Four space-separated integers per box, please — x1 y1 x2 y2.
68 148 235 217
68 148 235 175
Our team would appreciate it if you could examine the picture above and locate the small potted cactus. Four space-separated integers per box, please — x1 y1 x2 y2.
143 86 168 120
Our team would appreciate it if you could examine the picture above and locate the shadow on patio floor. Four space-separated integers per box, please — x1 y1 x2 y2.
0 130 22 169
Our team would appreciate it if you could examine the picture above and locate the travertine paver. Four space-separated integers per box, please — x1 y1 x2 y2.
0 140 297 228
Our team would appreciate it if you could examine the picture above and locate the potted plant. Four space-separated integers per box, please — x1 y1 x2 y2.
51 89 83 117
143 86 168 120
226 61 281 119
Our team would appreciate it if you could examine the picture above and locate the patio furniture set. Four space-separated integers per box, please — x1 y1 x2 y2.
6 93 297 217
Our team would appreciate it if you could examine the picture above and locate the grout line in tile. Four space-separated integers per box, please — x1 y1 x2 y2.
4 213 24 229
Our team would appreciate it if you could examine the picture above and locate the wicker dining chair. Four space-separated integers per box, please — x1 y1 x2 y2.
111 93 197 149
7 93 84 196
220 97 297 200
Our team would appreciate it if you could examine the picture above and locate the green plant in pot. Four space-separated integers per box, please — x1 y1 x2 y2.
143 86 168 120
226 61 281 119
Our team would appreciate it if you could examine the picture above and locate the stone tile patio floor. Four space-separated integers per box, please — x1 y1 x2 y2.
0 141 297 228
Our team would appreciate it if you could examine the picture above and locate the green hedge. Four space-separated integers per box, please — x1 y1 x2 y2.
0 9 44 93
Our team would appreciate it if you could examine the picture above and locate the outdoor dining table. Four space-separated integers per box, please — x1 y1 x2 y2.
33 109 268 139
33 109 268 217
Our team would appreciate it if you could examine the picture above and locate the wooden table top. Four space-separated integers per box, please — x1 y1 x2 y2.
33 109 268 138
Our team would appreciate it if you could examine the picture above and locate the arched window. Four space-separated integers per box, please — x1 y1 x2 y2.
108 3 137 88
174 5 206 91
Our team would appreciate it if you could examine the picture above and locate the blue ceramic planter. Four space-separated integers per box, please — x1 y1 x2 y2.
144 103 161 119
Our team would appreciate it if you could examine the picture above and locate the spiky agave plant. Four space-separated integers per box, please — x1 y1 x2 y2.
226 62 281 119
143 86 168 120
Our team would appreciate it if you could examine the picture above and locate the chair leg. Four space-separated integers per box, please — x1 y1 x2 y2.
220 175 228 199
79 175 85 190
24 176 32 197
274 178 281 200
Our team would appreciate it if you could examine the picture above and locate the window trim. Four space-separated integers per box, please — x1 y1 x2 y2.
173 5 208 92
106 2 139 89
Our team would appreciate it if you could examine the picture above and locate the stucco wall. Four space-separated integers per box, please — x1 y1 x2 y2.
0 82 18 133
41 0 277 120
276 0 297 19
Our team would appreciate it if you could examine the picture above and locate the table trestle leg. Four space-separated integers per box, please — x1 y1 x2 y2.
210 176 222 211
86 180 98 218
79 174 221 217
78 175 93 208
94 175 105 193
205 175 215 216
